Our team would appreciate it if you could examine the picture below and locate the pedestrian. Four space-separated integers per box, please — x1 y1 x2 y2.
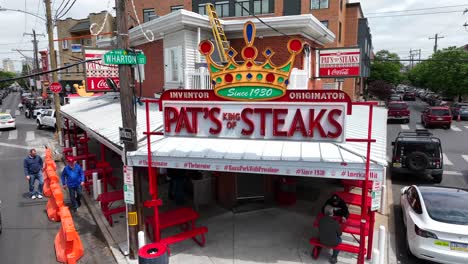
61 157 85 212
319 205 343 264
322 194 349 222
23 148 44 199
18 102 24 112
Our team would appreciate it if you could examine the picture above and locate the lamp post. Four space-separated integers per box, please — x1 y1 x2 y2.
0 6 47 22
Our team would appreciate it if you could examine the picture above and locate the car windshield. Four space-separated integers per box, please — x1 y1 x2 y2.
431 109 450 116
0 115 11 120
398 142 440 157
389 103 407 109
421 189 468 225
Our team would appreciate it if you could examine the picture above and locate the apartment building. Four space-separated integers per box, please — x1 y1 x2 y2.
56 11 115 91
129 0 371 99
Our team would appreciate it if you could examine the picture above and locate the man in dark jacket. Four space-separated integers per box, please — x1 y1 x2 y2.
23 149 44 199
319 205 343 264
322 194 350 222
61 157 85 212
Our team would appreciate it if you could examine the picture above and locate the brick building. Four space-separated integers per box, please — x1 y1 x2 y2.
129 0 372 99
56 11 115 91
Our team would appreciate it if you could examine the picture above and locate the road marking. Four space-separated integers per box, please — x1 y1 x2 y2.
451 126 462 132
0 142 46 152
416 124 423 129
15 110 20 116
5 109 11 114
464 126 468 130
445 171 462 176
8 130 17 140
401 124 410 130
443 154 453 166
462 155 468 163
25 131 35 141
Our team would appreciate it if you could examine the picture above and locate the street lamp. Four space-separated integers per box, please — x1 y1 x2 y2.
0 6 47 22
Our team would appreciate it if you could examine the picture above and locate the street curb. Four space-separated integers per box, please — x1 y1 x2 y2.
385 167 397 264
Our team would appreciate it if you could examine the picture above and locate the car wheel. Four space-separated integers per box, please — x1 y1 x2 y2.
406 119 410 124
445 124 451 130
36 121 42 129
405 231 413 257
432 173 442 183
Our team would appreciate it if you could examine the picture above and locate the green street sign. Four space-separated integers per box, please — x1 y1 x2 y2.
103 49 147 65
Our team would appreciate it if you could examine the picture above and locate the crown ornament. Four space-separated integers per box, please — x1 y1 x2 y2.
199 21 304 100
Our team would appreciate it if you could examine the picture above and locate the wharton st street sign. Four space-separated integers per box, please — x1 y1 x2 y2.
103 49 147 65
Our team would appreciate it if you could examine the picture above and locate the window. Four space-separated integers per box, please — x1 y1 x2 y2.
62 40 69 50
338 22 342 43
340 0 343 11
254 0 269 14
171 5 184 12
311 0 329 10
215 1 230 17
235 0 250 17
143 8 156 22
320 20 329 28
164 46 182 83
198 4 207 15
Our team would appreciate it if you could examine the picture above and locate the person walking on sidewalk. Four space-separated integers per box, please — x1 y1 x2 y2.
23 148 44 199
61 157 85 212
319 205 343 264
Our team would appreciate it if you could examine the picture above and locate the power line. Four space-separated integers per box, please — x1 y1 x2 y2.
56 0 77 19
366 4 468 15
55 0 70 19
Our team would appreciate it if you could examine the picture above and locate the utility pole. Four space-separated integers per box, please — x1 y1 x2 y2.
429 33 444 53
23 30 45 93
115 0 139 259
409 49 413 69
409 49 421 69
44 0 62 134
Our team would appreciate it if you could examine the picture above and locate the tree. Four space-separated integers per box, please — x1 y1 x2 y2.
0 71 16 90
368 50 403 85
409 47 468 100
16 64 31 89
368 80 394 100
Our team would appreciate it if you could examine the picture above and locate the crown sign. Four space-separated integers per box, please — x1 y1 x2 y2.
199 21 304 100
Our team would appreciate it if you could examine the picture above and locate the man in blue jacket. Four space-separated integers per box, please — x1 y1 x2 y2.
24 148 44 199
61 157 85 212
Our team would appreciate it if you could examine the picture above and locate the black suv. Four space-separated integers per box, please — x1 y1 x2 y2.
390 129 443 183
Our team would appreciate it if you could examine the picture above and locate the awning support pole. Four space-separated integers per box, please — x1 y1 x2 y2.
367 211 376 259
358 104 374 264
101 143 106 162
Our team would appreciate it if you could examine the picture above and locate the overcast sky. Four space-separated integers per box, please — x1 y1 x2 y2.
0 0 467 71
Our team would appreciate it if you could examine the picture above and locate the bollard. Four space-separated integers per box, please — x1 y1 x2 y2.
82 160 87 171
65 139 70 148
378 225 386 264
138 231 146 249
97 179 102 206
380 185 386 215
72 147 77 157
372 248 380 264
92 172 99 200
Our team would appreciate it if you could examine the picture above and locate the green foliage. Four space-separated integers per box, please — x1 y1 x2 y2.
409 47 468 98
16 64 31 89
369 50 403 85
0 71 16 90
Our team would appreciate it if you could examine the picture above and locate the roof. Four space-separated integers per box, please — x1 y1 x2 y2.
69 20 91 33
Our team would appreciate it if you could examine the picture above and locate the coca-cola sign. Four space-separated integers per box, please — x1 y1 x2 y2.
318 48 361 78
84 49 120 92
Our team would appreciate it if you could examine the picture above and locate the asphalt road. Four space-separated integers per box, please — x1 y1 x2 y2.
0 92 115 264
388 98 468 264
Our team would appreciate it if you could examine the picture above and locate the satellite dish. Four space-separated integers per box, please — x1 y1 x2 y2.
106 78 119 92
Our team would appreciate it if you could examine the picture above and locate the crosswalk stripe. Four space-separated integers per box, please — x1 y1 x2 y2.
443 153 453 166
15 110 20 116
8 130 17 140
451 126 462 132
416 124 423 129
25 131 35 141
400 124 410 130
464 126 468 130
5 109 11 114
462 155 468 163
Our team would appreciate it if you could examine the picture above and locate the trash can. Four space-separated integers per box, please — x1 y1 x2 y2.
276 177 297 206
138 243 169 264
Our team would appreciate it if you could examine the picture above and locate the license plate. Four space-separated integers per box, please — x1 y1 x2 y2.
437 117 443 120
450 242 468 252
393 162 401 168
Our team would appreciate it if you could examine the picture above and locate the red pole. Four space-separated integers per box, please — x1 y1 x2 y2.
357 104 374 264
66 118 71 146
367 211 376 259
100 143 106 162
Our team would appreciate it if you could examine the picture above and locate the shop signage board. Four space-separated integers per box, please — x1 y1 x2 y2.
119 127 134 143
123 165 134 185
71 44 82 53
318 48 361 78
124 184 135 204
103 49 147 65
371 180 382 211
84 48 120 92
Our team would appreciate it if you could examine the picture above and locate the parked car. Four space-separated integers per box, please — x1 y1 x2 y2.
421 107 452 129
403 91 416 101
0 113 16 130
450 102 468 120
390 129 443 183
427 94 441 106
32 105 52 119
421 92 434 102
36 110 56 129
387 101 410 123
400 185 468 264
388 94 402 103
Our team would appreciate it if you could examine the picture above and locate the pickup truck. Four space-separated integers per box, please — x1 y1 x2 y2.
387 101 410 123
36 109 56 130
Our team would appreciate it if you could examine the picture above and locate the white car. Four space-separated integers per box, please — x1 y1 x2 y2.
400 185 468 264
0 113 16 130
36 110 56 130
